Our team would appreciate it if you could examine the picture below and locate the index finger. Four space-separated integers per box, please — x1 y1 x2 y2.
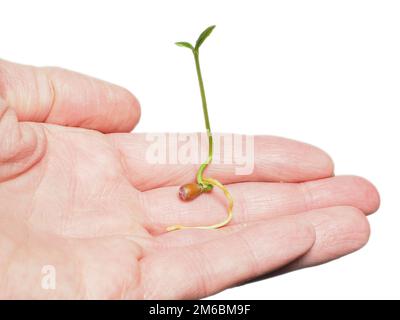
110 133 334 190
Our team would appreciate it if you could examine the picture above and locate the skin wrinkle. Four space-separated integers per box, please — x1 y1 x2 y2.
41 69 57 123
141 193 157 230
107 134 150 236
322 231 367 252
110 135 143 189
306 212 330 230
8 64 40 121
141 193 157 232
0 64 6 99
236 183 249 224
126 257 145 300
318 223 342 248
125 234 155 250
0 122 48 184
62 140 78 238
136 192 153 236
193 246 213 298
107 242 144 299
299 181 315 213
87 185 118 237
0 108 14 139
0 61 14 104
98 241 125 299
257 138 332 182
25 152 48 225
336 230 370 251
110 135 132 188
275 221 315 262
104 83 119 131
266 186 289 217
119 276 129 300
32 67 42 121
52 155 71 232
60 143 144 236
25 126 53 227
141 257 156 300
90 77 100 127
0 109 23 160
122 244 145 299
0 139 34 164
165 166 183 189
0 115 23 164
318 211 370 253
235 231 260 279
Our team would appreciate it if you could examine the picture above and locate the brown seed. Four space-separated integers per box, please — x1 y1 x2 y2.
178 183 203 201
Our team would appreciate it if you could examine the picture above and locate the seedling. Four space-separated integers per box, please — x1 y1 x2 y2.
167 26 234 232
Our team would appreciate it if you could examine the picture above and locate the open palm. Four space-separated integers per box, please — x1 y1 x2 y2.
0 60 379 299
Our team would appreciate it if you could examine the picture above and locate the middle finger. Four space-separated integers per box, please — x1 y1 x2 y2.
143 175 379 234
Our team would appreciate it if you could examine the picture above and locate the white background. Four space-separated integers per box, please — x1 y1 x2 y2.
1 0 399 299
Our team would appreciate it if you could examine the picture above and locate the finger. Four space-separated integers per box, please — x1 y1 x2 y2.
134 206 372 298
0 98 46 182
144 206 370 298
0 59 140 133
239 206 371 285
137 215 315 299
282 206 370 272
148 206 370 252
110 133 334 190
143 175 380 234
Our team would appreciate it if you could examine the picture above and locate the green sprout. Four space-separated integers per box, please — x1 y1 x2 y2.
167 25 234 232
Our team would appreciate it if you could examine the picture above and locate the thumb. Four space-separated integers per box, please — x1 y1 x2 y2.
0 97 46 182
0 59 140 133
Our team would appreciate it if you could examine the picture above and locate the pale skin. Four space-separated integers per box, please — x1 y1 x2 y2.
0 59 380 299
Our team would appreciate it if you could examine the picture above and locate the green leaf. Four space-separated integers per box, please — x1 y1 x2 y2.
175 42 194 50
195 25 216 50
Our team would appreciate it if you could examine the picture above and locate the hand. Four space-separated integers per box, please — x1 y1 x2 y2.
0 59 380 299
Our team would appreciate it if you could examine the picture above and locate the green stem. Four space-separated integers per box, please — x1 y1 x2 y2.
193 50 213 191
